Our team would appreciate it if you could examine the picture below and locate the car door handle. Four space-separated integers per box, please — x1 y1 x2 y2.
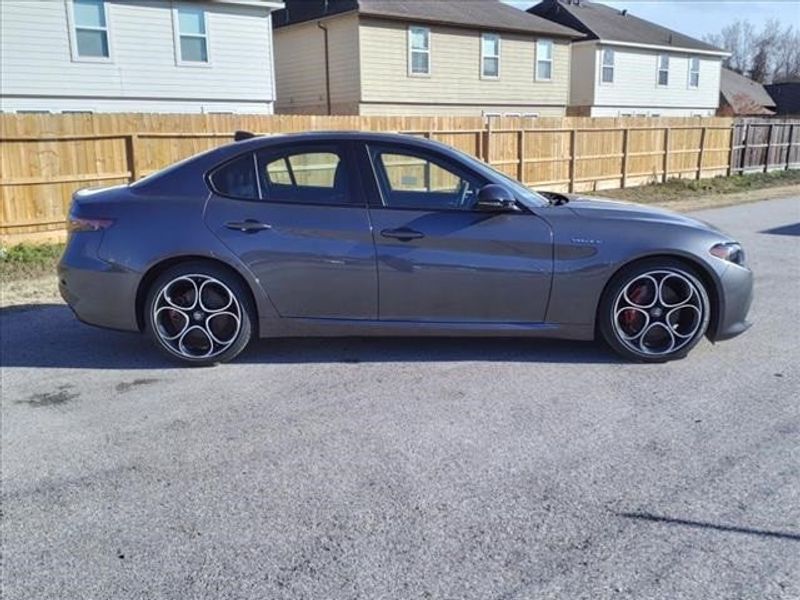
380 227 424 241
225 219 272 233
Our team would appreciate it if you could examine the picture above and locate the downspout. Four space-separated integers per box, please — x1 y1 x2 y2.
318 22 332 115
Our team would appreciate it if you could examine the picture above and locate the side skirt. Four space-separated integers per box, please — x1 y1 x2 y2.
259 317 595 341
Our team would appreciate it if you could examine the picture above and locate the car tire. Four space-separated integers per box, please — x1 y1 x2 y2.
144 261 255 366
598 258 711 363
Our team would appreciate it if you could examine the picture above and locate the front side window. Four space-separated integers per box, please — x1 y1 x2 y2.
177 6 209 63
408 26 430 75
481 33 500 78
72 0 109 58
658 54 669 86
536 39 553 81
368 145 484 211
689 56 700 88
601 48 614 83
258 146 350 205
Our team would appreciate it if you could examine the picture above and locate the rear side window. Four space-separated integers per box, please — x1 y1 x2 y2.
209 153 258 200
257 145 351 205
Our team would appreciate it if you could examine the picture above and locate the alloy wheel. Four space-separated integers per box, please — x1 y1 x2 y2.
152 274 242 360
612 270 704 357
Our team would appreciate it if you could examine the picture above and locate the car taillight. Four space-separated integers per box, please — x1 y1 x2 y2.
66 217 114 233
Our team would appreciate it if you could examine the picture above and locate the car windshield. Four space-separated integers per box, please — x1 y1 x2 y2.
447 146 550 208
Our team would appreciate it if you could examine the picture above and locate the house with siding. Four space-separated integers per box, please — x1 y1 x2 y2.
0 0 283 114
272 0 582 116
529 0 729 117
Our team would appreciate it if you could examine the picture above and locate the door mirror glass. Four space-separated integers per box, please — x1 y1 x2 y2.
475 184 520 212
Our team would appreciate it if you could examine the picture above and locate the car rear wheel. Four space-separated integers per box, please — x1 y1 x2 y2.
145 262 254 366
599 259 711 362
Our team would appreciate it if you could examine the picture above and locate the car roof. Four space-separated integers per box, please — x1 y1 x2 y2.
229 130 449 152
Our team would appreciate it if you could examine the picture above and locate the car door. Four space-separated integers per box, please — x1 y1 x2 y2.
360 142 552 323
204 141 377 320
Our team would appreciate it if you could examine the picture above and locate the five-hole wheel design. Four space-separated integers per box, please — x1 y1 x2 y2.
599 260 711 362
145 262 254 366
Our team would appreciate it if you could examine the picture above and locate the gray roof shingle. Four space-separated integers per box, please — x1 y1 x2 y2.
274 0 583 37
528 0 726 53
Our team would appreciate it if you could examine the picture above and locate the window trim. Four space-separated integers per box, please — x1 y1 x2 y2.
172 3 212 67
66 0 113 63
407 25 431 77
480 32 501 80
688 56 700 89
535 39 554 82
657 53 670 87
600 47 614 85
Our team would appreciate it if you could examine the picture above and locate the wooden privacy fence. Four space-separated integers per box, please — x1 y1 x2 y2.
1 113 794 243
730 118 800 174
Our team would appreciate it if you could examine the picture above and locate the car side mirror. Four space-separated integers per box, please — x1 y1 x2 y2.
475 184 521 212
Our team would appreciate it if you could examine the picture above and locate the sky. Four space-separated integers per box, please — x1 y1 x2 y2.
503 1 800 41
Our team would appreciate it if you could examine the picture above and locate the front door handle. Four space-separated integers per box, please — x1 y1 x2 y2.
225 219 272 233
381 227 424 241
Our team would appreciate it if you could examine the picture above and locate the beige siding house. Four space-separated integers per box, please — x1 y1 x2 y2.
273 0 581 116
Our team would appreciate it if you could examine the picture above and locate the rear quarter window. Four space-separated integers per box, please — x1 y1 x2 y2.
209 153 258 200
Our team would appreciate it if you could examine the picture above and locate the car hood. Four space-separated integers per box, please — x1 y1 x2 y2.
564 194 722 233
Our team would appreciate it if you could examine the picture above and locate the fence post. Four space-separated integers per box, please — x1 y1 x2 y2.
697 126 707 180
569 128 577 193
741 122 750 173
125 133 138 183
727 124 736 177
484 119 492 164
517 128 525 183
765 123 774 173
787 124 795 170
621 128 629 188
662 127 671 182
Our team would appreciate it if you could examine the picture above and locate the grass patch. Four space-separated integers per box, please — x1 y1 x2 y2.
607 169 800 204
0 243 65 281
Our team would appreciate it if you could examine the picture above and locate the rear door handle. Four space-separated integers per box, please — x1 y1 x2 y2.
225 219 272 233
380 227 424 241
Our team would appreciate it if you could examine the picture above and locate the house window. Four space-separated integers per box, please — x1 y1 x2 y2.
408 26 430 75
176 6 209 63
657 54 669 86
481 33 500 78
72 0 109 58
601 48 614 83
689 56 700 88
536 39 553 81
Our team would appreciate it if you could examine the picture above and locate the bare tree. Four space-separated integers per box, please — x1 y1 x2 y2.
705 19 800 83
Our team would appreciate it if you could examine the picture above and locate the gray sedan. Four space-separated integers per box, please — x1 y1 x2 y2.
58 132 753 365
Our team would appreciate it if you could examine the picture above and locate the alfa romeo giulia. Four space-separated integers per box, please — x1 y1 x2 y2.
59 131 753 365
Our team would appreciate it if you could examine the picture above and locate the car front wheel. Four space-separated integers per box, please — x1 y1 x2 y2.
599 259 711 362
145 261 254 366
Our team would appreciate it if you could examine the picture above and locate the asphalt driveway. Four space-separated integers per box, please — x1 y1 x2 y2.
2 197 799 600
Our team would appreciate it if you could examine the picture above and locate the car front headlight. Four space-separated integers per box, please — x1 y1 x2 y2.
710 242 746 266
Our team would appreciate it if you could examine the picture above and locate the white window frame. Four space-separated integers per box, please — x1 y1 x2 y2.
657 53 670 87
600 47 614 84
172 3 211 67
535 39 554 82
407 25 431 77
688 56 700 89
481 33 501 80
65 0 113 63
